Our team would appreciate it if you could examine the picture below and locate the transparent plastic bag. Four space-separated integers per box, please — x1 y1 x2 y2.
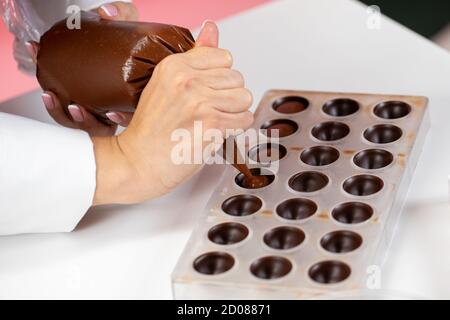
0 0 130 74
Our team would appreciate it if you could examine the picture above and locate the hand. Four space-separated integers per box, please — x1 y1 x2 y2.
92 21 254 205
31 2 139 136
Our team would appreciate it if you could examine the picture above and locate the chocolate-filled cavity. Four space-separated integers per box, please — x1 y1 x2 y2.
208 222 249 245
300 146 340 166
235 168 275 189
37 12 194 122
272 96 309 114
250 256 292 280
331 202 374 224
276 198 318 220
288 172 329 193
323 98 360 117
353 149 394 169
193 252 235 275
374 101 411 119
263 226 305 250
343 175 384 196
222 195 263 217
364 124 403 144
308 261 351 284
261 119 299 138
248 143 287 163
311 121 350 141
320 231 363 253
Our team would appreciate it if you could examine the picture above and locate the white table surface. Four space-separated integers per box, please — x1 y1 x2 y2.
1 0 450 299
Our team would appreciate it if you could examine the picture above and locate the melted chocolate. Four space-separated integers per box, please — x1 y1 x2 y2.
261 119 299 138
272 96 309 114
235 168 275 189
36 12 194 122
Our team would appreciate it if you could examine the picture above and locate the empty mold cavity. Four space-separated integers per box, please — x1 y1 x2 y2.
320 231 363 253
300 146 340 166
208 222 249 245
248 143 287 163
193 252 235 275
323 98 360 117
272 96 309 114
276 198 318 220
261 119 299 138
331 202 374 224
363 124 402 144
353 149 394 170
250 256 293 280
222 194 263 217
374 101 411 119
308 260 351 284
263 226 306 250
343 175 384 196
311 121 350 141
288 171 329 192
235 168 275 189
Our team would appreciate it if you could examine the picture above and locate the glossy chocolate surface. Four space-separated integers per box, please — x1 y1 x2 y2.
320 230 363 253
221 195 263 217
276 198 318 220
308 260 351 284
248 143 287 163
193 252 235 275
250 256 292 279
311 121 350 141
272 96 309 114
263 226 305 250
208 222 249 245
300 146 340 166
323 98 360 117
353 149 394 169
288 171 329 192
343 175 384 196
331 202 374 224
261 119 299 138
364 124 403 144
374 101 411 119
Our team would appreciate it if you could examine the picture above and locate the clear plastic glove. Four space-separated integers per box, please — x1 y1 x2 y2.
1 0 136 136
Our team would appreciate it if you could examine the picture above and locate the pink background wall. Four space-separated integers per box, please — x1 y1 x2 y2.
0 0 270 103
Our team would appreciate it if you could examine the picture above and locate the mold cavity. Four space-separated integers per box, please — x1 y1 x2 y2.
276 198 318 220
331 202 374 224
311 121 350 141
208 222 249 245
248 143 287 163
300 146 340 166
235 168 275 189
353 149 394 169
193 252 235 275
374 101 411 119
364 124 402 144
320 231 363 253
323 98 360 117
263 226 305 250
343 175 384 196
308 260 351 284
288 171 329 192
272 96 309 114
261 119 299 138
250 256 292 280
222 194 263 217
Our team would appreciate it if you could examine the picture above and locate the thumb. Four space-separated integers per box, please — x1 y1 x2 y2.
196 20 219 48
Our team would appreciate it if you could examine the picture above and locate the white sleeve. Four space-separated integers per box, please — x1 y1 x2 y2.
0 113 96 235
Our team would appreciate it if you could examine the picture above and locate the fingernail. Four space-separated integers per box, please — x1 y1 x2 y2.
25 41 37 58
106 112 124 124
68 104 84 122
201 20 213 29
41 92 54 110
100 4 118 17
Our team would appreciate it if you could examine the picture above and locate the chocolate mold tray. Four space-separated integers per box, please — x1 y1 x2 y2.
172 90 429 299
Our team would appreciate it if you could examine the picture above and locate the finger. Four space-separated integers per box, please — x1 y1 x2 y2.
42 91 76 128
106 111 133 126
25 41 39 64
98 2 139 21
214 111 255 134
207 88 253 113
183 47 233 70
196 21 219 48
70 105 118 136
198 69 245 90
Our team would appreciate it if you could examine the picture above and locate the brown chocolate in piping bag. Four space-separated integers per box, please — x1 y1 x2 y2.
36 12 195 122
